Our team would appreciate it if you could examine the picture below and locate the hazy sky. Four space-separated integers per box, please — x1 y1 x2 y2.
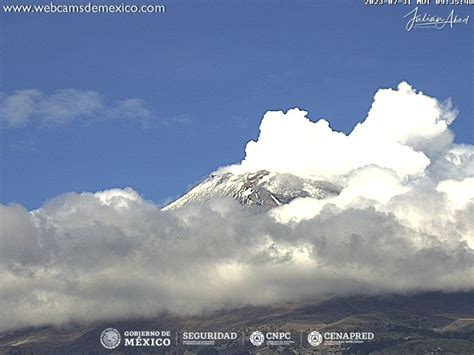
1 0 472 208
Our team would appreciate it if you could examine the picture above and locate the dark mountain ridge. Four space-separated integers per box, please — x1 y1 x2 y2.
1 291 473 354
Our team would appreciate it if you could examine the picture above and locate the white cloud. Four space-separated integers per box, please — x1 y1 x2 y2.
223 82 457 181
0 186 472 330
38 89 103 124
0 89 152 127
0 89 42 127
436 177 474 210
429 144 474 181
111 98 151 121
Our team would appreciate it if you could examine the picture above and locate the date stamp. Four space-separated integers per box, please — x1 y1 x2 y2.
364 0 473 4
363 0 471 31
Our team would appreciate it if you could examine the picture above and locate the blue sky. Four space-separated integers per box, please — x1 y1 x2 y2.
1 0 472 209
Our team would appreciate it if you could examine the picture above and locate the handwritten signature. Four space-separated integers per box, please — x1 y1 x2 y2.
404 6 470 31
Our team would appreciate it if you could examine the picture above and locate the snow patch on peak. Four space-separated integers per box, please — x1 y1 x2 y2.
164 170 341 211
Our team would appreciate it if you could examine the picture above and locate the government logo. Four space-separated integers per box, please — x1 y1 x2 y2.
249 331 265 346
307 330 323 346
100 328 121 349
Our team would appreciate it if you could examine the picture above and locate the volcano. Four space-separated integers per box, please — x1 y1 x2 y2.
164 170 341 210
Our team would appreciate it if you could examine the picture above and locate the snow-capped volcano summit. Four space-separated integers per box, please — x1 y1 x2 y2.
164 170 341 210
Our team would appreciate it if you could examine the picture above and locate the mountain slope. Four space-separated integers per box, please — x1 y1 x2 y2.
1 291 473 354
164 170 341 210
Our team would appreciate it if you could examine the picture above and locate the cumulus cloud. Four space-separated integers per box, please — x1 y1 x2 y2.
224 82 457 180
0 187 472 330
0 82 473 330
0 89 152 127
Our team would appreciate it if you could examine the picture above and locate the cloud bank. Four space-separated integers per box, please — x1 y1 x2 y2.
0 89 151 127
0 82 473 330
